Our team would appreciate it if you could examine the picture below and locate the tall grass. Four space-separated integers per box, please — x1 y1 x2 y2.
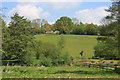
2 66 119 78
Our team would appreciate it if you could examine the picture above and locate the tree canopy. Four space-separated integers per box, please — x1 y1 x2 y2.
54 16 74 34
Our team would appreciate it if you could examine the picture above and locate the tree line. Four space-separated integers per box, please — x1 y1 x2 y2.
30 17 101 35
28 16 117 36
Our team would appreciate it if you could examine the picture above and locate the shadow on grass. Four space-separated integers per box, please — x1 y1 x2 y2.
52 70 116 75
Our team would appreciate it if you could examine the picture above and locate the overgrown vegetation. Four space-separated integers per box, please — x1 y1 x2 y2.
94 1 120 60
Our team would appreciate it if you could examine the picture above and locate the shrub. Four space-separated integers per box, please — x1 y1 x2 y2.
41 58 52 67
94 42 119 60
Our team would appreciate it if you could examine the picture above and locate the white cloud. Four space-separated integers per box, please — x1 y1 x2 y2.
8 4 50 19
17 0 38 2
49 2 81 10
16 0 111 2
2 0 111 2
49 21 55 25
17 0 82 10
75 7 110 25
17 0 82 2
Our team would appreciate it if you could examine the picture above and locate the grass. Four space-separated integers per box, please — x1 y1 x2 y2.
35 34 98 60
2 66 119 78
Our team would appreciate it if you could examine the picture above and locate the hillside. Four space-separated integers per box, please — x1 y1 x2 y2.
35 34 98 60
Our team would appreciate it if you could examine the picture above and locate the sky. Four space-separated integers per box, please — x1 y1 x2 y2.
1 0 112 25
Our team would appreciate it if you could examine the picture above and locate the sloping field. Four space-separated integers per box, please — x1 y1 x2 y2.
35 34 98 59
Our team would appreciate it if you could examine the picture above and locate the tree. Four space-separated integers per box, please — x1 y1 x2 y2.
94 37 119 60
99 21 118 36
40 19 48 27
71 22 86 35
2 13 33 64
54 16 74 34
31 19 48 28
31 19 41 34
40 23 53 33
1 18 7 60
94 1 120 60
31 19 48 34
85 23 99 35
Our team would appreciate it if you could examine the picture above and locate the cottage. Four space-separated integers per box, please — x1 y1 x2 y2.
45 30 54 34
53 30 60 34
45 30 60 34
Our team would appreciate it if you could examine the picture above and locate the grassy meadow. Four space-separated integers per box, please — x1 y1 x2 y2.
2 66 119 78
35 34 98 60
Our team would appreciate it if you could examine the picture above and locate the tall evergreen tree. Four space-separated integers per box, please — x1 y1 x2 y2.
2 13 33 64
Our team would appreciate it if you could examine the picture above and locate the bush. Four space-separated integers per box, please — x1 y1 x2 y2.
32 60 42 66
94 42 119 60
41 58 52 67
71 26 85 35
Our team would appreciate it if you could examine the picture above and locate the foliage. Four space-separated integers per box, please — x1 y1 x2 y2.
71 22 99 35
2 13 33 64
85 23 99 35
40 23 53 33
54 17 100 35
94 1 120 60
99 22 118 36
22 35 71 66
54 16 74 34
71 23 85 35
94 38 119 60
21 16 100 36
31 19 50 34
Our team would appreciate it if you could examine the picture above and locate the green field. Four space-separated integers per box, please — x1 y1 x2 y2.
2 66 119 78
35 34 98 59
